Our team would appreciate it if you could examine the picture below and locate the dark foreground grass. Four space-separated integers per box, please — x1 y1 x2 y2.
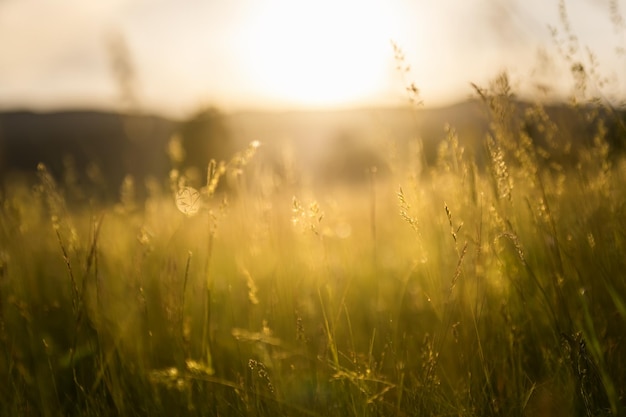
1 85 625 416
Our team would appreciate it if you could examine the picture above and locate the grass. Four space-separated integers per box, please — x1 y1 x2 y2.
1 76 626 416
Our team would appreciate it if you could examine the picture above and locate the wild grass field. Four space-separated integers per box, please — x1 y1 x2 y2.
1 73 626 417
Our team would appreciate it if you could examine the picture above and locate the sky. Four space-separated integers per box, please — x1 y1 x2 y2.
1 0 625 117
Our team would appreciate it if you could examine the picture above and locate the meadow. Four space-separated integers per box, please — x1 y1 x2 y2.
1 74 625 417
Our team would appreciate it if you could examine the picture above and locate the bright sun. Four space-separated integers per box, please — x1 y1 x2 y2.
241 0 397 109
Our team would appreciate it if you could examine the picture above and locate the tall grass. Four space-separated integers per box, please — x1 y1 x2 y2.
1 81 626 416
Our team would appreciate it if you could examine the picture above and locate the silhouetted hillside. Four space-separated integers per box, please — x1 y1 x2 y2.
1 101 624 200
0 111 177 200
224 100 626 181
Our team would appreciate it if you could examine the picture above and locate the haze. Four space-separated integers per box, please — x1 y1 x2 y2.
1 0 625 117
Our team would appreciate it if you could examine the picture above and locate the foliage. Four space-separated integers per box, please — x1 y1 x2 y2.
1 73 625 416
175 107 237 189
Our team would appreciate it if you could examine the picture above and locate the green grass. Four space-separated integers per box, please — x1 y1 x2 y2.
1 81 625 416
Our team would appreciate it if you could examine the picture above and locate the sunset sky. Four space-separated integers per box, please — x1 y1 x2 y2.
1 0 624 117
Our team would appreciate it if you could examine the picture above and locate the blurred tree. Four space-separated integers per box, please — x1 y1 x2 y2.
177 107 236 187
319 130 388 184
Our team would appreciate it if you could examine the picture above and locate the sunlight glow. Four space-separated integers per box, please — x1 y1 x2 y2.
240 0 398 108
1 0 622 114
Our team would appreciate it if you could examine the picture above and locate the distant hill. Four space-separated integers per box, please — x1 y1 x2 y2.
0 111 177 199
224 100 625 178
1 101 624 199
